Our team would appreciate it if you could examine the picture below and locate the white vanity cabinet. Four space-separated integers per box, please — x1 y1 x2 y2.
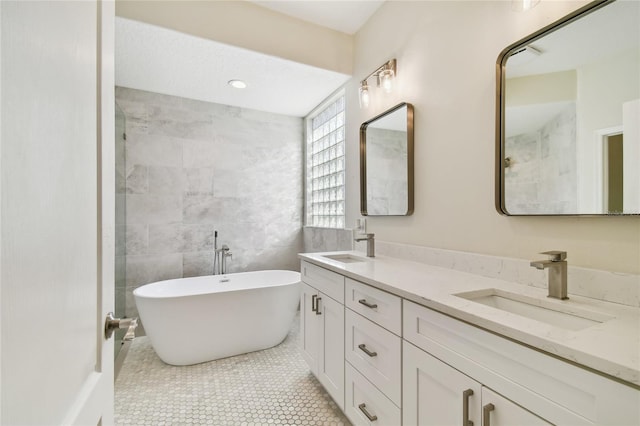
299 255 640 426
403 300 639 426
300 261 345 410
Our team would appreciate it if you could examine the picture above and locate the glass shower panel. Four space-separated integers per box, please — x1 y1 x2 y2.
114 102 127 359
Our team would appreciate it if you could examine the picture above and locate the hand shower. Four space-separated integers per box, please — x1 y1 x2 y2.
213 230 219 275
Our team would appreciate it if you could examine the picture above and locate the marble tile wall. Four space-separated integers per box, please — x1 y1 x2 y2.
116 87 304 318
302 226 354 253
375 241 640 308
115 103 127 319
365 128 408 215
505 104 577 214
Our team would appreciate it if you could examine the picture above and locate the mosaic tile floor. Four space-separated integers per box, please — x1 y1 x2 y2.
115 313 351 426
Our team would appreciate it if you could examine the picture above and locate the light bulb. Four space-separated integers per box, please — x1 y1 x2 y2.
380 68 394 93
228 79 247 89
359 82 370 108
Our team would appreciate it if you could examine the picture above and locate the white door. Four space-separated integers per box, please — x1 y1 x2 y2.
317 292 345 410
403 341 482 426
300 283 319 375
1 1 115 424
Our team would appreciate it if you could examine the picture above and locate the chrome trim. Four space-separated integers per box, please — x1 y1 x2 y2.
105 312 138 340
358 343 378 357
358 403 378 422
483 403 495 426
495 0 628 216
358 299 378 309
462 388 474 426
360 102 414 216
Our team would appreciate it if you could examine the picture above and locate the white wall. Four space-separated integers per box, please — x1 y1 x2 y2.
347 1 640 274
115 0 353 75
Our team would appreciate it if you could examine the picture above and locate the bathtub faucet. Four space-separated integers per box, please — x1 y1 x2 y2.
220 245 232 275
213 230 232 275
214 244 232 275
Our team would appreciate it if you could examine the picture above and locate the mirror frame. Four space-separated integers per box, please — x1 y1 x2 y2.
360 102 414 216
494 0 637 216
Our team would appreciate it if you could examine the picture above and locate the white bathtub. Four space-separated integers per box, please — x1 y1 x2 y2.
133 270 301 366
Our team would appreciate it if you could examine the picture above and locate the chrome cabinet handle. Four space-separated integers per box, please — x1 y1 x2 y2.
311 294 317 312
358 403 378 422
358 299 378 309
462 389 474 426
315 296 322 315
105 312 138 340
483 403 495 426
358 343 378 357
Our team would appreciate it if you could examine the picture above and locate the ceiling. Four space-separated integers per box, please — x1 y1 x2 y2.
248 1 384 35
115 2 384 117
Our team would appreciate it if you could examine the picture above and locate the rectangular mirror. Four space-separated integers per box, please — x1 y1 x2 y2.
360 102 414 216
496 0 639 215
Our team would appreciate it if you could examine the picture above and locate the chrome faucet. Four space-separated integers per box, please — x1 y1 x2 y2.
530 251 568 300
213 230 232 275
354 233 375 257
220 244 232 275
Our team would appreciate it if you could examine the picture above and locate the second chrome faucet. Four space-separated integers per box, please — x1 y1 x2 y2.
530 250 568 300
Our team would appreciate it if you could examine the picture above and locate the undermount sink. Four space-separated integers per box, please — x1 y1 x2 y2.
455 289 614 331
322 254 367 264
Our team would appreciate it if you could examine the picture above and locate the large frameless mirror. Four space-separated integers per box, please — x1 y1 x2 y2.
360 102 414 216
496 0 640 215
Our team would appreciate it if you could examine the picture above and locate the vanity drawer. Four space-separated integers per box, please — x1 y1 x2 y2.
301 261 344 303
345 278 401 335
346 309 401 406
345 362 401 426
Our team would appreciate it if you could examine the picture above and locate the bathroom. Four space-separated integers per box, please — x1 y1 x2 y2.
1 0 639 424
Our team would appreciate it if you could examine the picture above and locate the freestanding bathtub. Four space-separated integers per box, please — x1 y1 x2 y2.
133 270 301 366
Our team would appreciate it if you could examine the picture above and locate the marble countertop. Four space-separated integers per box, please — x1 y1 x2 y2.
299 251 640 388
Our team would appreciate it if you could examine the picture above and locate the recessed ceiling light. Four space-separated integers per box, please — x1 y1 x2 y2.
228 79 247 89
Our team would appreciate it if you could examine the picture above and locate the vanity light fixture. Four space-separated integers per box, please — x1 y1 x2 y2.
359 81 370 108
228 79 247 89
358 58 396 108
512 0 541 12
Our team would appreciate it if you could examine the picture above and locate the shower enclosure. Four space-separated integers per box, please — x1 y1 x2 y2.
114 102 127 372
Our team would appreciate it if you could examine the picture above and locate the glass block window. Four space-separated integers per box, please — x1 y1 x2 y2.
306 92 345 228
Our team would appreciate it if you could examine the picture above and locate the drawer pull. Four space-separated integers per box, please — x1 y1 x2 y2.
358 299 378 309
358 403 378 422
483 403 495 426
462 389 474 426
315 296 322 315
358 343 378 357
311 294 317 313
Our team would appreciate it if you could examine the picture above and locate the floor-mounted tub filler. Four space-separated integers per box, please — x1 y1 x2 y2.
134 270 301 365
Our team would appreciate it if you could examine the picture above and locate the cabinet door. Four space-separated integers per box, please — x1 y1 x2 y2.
300 283 319 375
481 388 551 426
318 292 345 410
403 341 481 426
